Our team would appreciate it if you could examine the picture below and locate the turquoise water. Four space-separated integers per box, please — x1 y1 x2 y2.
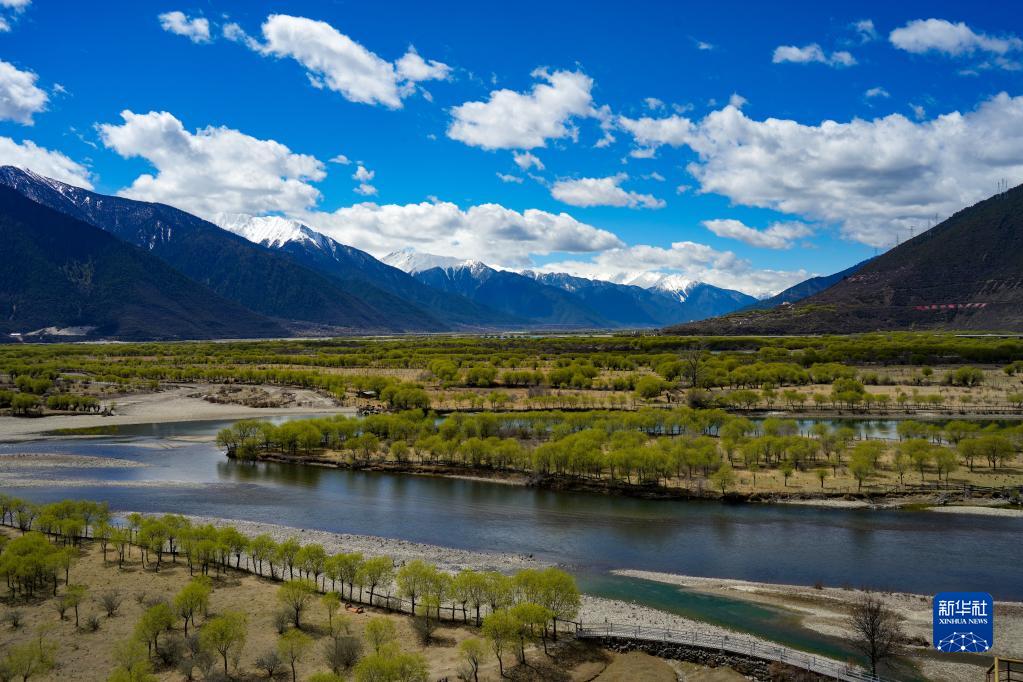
578 572 862 663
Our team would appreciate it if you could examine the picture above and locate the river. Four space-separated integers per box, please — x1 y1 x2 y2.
2 415 1021 664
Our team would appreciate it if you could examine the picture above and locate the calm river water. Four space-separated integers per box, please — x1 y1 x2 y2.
2 415 1020 662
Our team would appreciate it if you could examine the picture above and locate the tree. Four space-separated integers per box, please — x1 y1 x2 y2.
200 611 247 677
396 559 436 616
815 467 828 489
358 556 394 607
322 591 341 629
848 593 904 677
173 578 211 636
482 609 517 676
353 645 428 682
458 637 488 682
710 463 736 494
278 580 316 629
63 584 86 628
109 638 153 682
277 629 313 682
364 617 397 653
134 603 174 658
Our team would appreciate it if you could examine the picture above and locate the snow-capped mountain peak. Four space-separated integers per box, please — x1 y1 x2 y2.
214 213 329 251
382 248 471 274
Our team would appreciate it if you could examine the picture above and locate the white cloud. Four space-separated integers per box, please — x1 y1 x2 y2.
157 11 210 43
643 171 665 182
98 110 324 219
909 103 926 120
0 59 47 124
395 47 451 82
329 153 351 165
695 40 714 51
0 137 92 188
512 151 544 171
772 44 856 67
538 241 809 297
865 86 890 98
351 164 377 196
551 173 665 209
644 97 664 110
702 219 812 249
496 172 523 183
890 19 1021 56
0 0 31 8
296 201 624 269
248 14 449 108
853 19 877 42
617 92 1023 247
447 69 595 149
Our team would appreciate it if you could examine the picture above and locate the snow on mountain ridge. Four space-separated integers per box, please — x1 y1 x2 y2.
382 248 472 273
214 213 329 251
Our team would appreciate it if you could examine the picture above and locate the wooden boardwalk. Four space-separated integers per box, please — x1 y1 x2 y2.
574 622 888 682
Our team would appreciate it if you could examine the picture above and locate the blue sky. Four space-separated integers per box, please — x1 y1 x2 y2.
2 1 1023 295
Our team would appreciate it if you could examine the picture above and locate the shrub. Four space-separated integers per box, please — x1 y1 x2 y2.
99 589 123 617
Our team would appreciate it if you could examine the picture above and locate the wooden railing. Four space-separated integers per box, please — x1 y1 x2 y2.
574 621 890 682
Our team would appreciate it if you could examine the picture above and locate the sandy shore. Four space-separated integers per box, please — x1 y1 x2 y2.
0 452 147 469
0 385 354 442
615 569 1023 682
777 498 872 509
928 504 1023 518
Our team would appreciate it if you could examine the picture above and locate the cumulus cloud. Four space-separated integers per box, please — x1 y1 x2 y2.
0 59 47 124
537 241 809 297
352 164 377 195
329 153 351 165
865 86 890 98
98 110 325 219
702 219 813 249
240 14 449 108
773 44 856 66
296 201 624 269
0 136 92 187
512 151 544 171
618 92 1023 247
447 69 595 149
496 172 523 183
551 173 665 209
890 18 1021 56
158 11 210 43
395 47 451 82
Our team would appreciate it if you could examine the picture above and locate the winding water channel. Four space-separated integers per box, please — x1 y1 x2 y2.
2 415 1020 664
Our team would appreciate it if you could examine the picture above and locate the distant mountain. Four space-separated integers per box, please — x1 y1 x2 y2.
0 167 438 333
670 187 1023 334
385 255 611 328
525 271 756 325
742 259 872 312
216 217 519 329
0 186 284 341
384 250 757 327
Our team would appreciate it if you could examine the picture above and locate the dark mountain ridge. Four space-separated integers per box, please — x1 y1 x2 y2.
669 186 1023 334
0 167 441 333
0 186 285 340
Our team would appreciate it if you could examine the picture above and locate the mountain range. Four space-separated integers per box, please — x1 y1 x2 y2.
0 186 284 340
0 165 868 341
670 184 1023 334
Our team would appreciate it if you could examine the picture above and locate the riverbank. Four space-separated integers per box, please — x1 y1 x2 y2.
231 448 1023 510
614 569 1023 682
133 514 827 669
0 384 353 442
